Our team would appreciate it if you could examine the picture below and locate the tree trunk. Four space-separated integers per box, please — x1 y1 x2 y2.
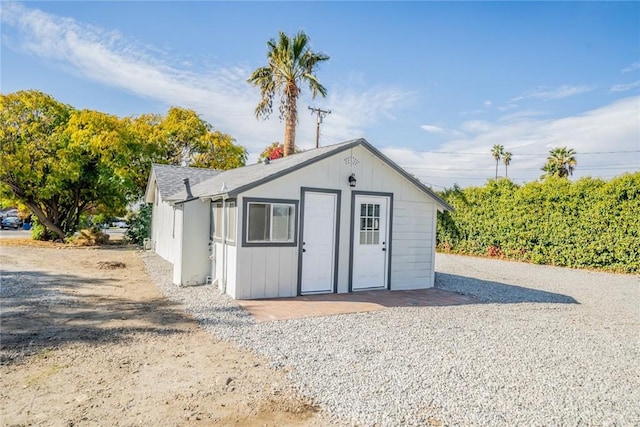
283 94 298 156
495 160 499 179
24 201 66 240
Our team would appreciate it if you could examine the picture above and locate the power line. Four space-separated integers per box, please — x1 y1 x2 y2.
403 164 639 172
392 149 640 156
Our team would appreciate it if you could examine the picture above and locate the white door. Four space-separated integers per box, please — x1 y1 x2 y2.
301 192 338 294
352 195 389 290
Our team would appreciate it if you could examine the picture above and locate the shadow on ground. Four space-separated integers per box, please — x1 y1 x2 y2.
435 272 578 304
1 268 228 364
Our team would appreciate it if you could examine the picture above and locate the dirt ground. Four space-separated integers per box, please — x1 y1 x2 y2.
0 242 329 426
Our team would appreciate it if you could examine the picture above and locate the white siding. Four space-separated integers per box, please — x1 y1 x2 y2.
171 206 183 285
213 241 238 297
391 199 435 289
179 200 210 286
153 196 211 286
233 144 439 298
151 188 180 264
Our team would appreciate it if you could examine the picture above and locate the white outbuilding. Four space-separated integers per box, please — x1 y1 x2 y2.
144 138 452 299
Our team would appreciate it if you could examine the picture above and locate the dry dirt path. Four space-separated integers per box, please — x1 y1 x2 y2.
0 243 328 426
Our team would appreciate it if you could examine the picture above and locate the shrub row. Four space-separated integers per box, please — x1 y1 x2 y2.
436 173 640 273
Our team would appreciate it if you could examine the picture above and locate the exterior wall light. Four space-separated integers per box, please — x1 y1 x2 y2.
348 173 357 187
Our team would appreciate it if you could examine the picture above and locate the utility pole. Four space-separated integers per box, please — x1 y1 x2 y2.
308 106 331 148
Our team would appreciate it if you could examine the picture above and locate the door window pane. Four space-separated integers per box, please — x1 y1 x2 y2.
359 203 381 245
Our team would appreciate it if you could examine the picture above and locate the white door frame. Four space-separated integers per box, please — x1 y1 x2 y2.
349 191 393 292
297 188 341 295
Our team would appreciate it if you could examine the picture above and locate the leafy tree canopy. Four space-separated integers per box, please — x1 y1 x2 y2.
1 90 247 240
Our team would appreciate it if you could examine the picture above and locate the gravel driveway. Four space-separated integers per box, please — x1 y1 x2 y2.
142 252 639 426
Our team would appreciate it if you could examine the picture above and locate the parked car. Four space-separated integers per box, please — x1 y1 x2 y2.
1 217 23 229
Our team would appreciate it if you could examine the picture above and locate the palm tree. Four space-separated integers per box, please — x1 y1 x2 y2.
503 151 512 178
542 147 577 178
491 144 504 179
248 31 330 156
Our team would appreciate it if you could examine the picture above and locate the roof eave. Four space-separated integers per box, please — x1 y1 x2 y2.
224 139 365 198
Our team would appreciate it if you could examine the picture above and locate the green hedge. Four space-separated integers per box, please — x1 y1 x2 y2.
436 173 640 273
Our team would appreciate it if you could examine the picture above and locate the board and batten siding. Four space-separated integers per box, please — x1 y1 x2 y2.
212 241 238 297
390 200 437 289
231 144 439 299
233 245 298 299
177 199 210 286
171 205 184 285
151 187 180 264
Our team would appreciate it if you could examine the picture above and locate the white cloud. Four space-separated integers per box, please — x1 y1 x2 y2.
498 110 547 123
381 96 640 189
497 103 518 112
1 2 408 159
483 100 492 107
421 125 445 134
461 120 493 133
611 81 640 92
621 62 640 74
511 85 594 102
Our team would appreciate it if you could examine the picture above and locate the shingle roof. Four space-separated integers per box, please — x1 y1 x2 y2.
165 138 453 212
151 164 221 201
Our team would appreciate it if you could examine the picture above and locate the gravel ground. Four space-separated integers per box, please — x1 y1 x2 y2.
141 252 640 426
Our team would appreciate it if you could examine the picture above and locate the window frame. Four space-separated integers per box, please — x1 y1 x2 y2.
225 201 236 244
211 199 236 245
242 197 299 247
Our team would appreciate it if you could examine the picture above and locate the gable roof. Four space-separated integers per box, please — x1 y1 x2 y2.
166 138 452 212
145 164 221 203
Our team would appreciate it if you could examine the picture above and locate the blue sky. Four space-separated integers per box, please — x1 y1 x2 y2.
2 1 639 189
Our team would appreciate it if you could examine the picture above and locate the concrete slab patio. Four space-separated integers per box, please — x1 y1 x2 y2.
236 288 477 322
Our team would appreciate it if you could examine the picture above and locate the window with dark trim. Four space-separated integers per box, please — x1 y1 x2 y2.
211 202 222 240
243 198 298 246
226 201 236 243
211 201 236 243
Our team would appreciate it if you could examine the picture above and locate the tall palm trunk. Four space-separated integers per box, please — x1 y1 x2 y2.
495 160 499 179
248 31 329 156
284 96 298 156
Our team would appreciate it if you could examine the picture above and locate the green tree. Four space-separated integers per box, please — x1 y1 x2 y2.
125 203 152 245
503 151 512 178
0 91 138 239
160 107 210 166
190 131 248 170
155 107 247 170
248 31 330 156
1 91 248 240
542 147 577 178
491 144 504 179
